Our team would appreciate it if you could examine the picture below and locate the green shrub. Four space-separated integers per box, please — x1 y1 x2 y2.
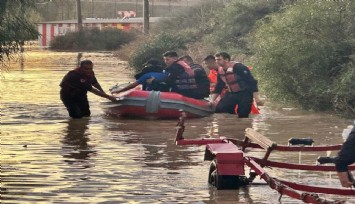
50 28 136 51
150 0 286 57
1 0 38 63
129 32 189 71
250 1 355 115
202 0 284 55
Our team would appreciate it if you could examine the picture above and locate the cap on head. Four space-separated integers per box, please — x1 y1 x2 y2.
143 58 163 67
135 58 164 79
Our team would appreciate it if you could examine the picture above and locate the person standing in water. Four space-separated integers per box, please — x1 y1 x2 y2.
60 60 116 119
334 125 355 187
210 52 263 118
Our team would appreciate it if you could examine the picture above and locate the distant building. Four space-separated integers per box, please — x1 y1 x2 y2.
37 17 163 47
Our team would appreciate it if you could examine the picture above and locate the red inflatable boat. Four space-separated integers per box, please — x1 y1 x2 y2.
101 90 214 119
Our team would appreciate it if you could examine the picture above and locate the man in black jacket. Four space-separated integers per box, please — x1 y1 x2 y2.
147 51 200 99
60 60 116 118
334 125 355 187
181 55 210 99
210 52 262 118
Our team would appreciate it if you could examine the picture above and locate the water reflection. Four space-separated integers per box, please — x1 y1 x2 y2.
61 119 96 168
105 117 203 170
207 186 254 204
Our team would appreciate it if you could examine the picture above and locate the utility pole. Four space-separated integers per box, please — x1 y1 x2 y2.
91 0 95 18
168 0 171 14
76 0 83 33
143 0 149 34
76 0 83 49
114 0 117 18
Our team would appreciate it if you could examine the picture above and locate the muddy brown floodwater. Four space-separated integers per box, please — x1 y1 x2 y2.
1 49 354 203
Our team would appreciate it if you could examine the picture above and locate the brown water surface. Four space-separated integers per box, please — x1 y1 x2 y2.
1 50 354 203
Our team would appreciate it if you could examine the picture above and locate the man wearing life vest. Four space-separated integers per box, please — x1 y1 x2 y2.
210 52 262 118
147 51 200 99
60 60 116 118
181 55 210 99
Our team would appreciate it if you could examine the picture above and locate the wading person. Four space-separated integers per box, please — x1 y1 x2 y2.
60 60 116 119
210 52 262 118
334 125 355 187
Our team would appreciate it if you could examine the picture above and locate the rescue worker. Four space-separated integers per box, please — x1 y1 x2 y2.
210 52 262 118
147 51 200 99
180 55 210 99
334 125 355 187
203 55 219 90
60 60 116 119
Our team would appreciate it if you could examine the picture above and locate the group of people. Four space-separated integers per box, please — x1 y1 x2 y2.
59 52 354 188
111 51 263 118
60 51 263 119
110 51 211 100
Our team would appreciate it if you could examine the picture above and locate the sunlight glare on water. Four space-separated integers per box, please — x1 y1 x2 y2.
1 49 354 203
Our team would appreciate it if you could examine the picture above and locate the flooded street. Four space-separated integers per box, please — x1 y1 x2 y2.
1 49 354 203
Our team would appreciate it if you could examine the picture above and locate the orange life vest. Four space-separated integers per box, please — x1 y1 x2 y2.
208 69 218 84
217 62 244 93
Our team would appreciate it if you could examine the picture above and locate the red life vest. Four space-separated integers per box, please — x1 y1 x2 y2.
174 60 197 90
217 62 244 93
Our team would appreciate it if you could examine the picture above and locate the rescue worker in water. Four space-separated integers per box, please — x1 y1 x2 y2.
60 60 116 118
334 125 355 187
210 52 263 118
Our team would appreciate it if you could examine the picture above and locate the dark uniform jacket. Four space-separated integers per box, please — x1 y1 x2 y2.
335 125 355 172
60 70 97 99
153 62 199 99
190 63 210 99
